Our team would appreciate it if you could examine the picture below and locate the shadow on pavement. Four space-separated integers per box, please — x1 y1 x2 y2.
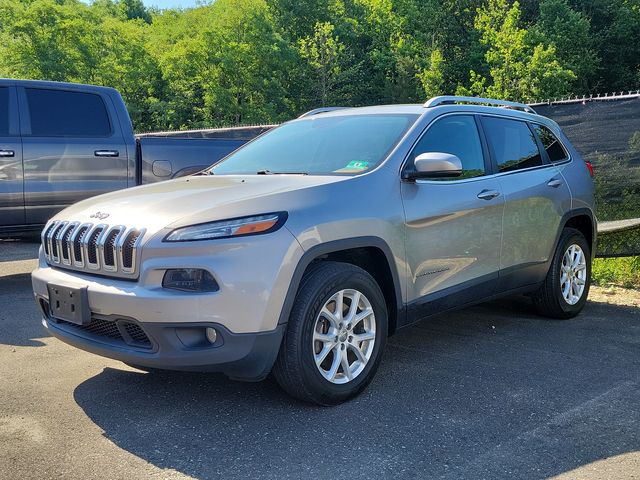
0 237 40 262
0 272 49 347
73 298 640 479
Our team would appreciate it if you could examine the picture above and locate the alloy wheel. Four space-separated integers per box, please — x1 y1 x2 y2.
312 289 376 384
560 244 587 305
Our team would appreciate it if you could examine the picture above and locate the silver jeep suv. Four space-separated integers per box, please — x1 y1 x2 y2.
32 96 596 405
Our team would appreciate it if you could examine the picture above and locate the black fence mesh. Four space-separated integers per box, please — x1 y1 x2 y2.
535 96 640 257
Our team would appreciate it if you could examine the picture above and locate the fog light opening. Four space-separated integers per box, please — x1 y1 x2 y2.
205 327 218 344
162 268 219 293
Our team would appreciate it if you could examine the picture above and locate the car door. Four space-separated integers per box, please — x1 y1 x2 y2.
401 114 504 317
0 85 24 228
19 86 128 225
479 115 572 290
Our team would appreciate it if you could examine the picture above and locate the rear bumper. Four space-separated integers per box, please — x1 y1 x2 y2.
38 301 285 381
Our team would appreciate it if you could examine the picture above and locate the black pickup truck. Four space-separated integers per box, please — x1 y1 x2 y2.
0 79 270 234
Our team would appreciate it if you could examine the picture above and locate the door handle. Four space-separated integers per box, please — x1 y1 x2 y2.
0 149 15 157
547 178 563 188
94 150 119 157
477 189 500 201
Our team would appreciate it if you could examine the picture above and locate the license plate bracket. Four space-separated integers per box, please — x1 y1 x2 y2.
47 283 90 325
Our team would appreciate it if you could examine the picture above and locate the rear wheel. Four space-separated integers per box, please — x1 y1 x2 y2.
532 227 591 319
273 261 388 405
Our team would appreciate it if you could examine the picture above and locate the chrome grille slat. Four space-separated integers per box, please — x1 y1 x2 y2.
119 228 146 274
100 225 125 272
49 222 67 262
84 224 107 270
42 220 145 278
42 222 57 256
59 222 79 265
71 224 91 267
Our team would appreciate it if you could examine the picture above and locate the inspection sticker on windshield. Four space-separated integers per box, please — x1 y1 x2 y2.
334 160 370 173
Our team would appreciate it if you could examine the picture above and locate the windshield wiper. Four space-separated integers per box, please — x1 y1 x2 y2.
256 169 308 175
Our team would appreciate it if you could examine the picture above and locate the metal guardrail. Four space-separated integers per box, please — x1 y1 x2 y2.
598 219 640 234
596 220 640 258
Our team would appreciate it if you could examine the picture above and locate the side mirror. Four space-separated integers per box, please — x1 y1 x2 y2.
403 152 463 180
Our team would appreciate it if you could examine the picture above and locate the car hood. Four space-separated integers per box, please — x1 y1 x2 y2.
52 174 347 235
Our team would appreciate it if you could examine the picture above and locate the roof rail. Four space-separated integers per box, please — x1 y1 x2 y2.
424 96 537 115
298 107 349 118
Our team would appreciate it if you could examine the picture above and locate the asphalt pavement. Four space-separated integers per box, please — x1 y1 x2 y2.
1 239 639 480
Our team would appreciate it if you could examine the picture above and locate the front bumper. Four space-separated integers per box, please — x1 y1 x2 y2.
31 226 304 380
36 297 285 380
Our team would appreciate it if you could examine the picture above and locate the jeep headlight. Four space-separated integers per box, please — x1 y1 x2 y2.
164 212 286 242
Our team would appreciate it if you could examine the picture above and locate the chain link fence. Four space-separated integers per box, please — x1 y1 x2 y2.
533 94 640 257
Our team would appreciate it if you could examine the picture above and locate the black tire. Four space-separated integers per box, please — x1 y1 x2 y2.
273 261 388 405
532 227 591 319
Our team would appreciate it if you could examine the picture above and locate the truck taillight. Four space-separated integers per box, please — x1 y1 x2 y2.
585 161 594 177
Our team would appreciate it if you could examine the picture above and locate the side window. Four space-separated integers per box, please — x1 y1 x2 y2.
411 115 485 179
25 88 111 137
532 124 569 163
0 87 9 136
482 116 543 173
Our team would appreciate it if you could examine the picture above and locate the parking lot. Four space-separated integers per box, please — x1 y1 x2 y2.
1 239 639 480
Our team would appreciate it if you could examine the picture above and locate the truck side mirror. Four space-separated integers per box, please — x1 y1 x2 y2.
403 152 463 180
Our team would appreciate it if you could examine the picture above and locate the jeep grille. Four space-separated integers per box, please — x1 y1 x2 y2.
42 221 146 278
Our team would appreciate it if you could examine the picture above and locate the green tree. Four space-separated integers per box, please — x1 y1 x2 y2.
149 0 298 128
570 0 640 92
0 0 101 82
418 48 446 98
298 21 346 106
0 0 637 131
532 0 598 92
459 0 575 101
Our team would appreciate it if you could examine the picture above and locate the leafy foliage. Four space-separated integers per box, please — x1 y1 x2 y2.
0 0 638 131
592 256 640 288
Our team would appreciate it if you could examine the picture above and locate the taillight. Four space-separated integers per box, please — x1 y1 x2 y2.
585 161 594 177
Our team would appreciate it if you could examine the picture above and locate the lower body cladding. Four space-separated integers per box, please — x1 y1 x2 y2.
36 303 285 381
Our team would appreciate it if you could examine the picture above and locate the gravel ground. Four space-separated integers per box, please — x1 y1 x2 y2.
1 240 639 480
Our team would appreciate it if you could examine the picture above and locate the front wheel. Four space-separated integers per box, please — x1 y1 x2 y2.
273 261 388 405
532 227 591 319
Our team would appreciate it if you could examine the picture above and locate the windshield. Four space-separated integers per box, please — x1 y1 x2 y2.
210 114 419 176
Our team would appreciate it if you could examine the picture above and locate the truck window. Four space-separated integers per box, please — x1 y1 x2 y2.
25 88 111 137
411 115 485 180
0 87 9 135
482 116 543 173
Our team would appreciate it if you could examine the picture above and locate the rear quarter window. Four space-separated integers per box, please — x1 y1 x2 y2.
25 88 111 137
532 124 569 163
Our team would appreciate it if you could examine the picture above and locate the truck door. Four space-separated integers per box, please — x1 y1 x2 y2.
19 86 128 225
479 115 572 290
0 85 24 228
401 114 504 314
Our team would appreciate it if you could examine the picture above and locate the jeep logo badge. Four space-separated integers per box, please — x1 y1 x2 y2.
90 211 110 220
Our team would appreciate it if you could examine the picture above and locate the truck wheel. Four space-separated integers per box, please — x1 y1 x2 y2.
273 261 388 405
532 227 591 319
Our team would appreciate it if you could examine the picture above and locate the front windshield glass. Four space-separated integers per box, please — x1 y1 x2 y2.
210 114 419 176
